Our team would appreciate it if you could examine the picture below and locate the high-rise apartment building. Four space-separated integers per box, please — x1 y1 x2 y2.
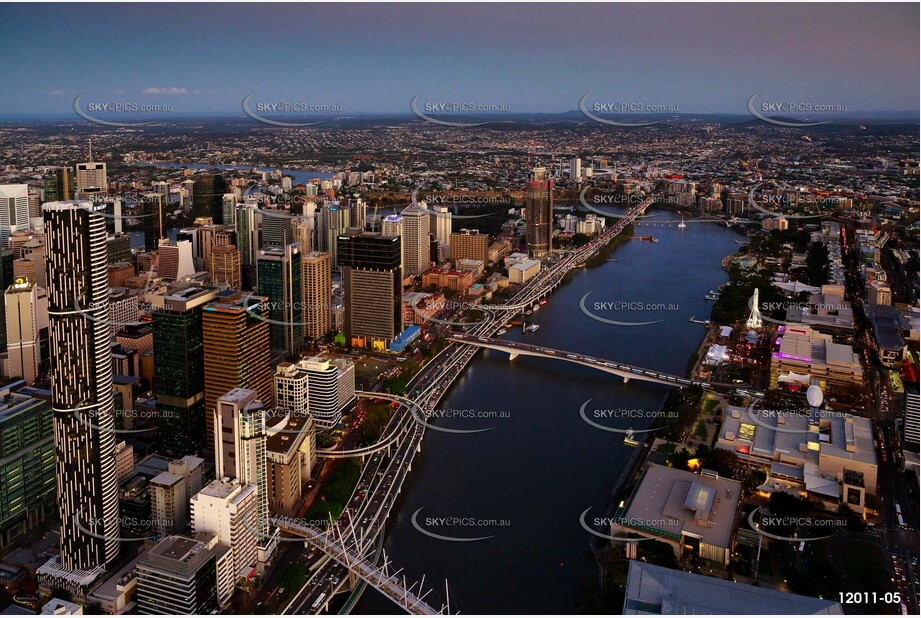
319 204 351 267
235 204 260 289
4 278 47 384
291 216 313 254
258 243 303 355
43 200 120 572
302 251 332 340
202 294 273 449
190 480 258 602
0 184 30 249
274 357 355 428
149 471 188 536
213 389 271 552
570 157 582 182
350 198 367 230
525 167 553 260
338 233 402 350
400 202 431 276
431 207 452 260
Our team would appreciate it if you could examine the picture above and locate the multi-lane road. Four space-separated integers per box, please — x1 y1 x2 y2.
277 197 656 614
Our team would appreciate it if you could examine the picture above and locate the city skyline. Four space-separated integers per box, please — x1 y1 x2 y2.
0 3 918 116
0 2 917 616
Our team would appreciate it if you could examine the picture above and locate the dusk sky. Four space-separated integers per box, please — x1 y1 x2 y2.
1 2 917 115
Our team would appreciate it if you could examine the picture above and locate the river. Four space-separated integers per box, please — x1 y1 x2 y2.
134 162 332 187
353 212 744 614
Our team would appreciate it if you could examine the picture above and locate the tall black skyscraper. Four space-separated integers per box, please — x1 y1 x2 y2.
193 175 228 223
43 201 120 572
337 232 402 349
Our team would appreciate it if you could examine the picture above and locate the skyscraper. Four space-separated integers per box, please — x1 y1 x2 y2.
211 245 242 290
0 383 56 549
291 216 313 254
257 243 303 355
75 162 107 194
431 206 452 260
154 286 218 457
221 194 237 226
157 239 196 282
202 294 273 449
338 232 402 350
213 388 271 554
318 204 351 267
450 229 489 264
0 249 13 354
275 357 355 428
570 157 582 182
0 184 30 249
193 175 228 223
350 198 367 230
4 277 46 384
261 211 292 248
302 251 332 340
400 202 431 276
43 200 120 572
234 204 260 289
43 168 74 202
381 214 404 273
525 167 553 260
142 192 165 252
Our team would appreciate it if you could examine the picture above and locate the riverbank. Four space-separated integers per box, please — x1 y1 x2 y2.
354 207 744 614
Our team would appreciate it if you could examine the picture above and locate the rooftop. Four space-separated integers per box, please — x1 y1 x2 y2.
623 561 843 614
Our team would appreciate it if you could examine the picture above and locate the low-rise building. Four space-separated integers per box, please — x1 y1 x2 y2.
611 464 742 565
421 267 474 293
770 325 863 388
508 259 540 284
717 405 878 513
623 561 843 614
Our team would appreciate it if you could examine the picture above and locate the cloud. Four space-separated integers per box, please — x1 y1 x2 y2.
142 87 188 95
49 89 64 96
